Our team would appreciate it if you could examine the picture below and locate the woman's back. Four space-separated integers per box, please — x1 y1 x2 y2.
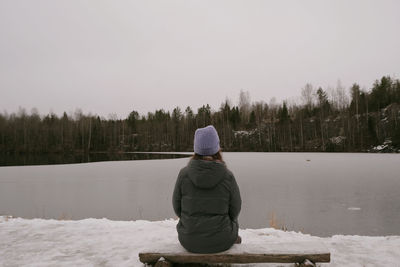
173 158 241 253
173 125 241 253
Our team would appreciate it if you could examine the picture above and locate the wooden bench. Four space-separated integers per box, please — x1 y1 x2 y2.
139 241 330 266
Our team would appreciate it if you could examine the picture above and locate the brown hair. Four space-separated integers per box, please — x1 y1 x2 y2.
191 150 224 163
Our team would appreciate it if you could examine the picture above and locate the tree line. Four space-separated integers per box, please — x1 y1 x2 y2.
1 75 399 154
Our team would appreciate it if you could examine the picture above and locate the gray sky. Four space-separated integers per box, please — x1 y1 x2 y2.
1 0 399 118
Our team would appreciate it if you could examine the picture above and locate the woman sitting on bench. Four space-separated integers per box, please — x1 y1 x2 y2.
172 125 242 253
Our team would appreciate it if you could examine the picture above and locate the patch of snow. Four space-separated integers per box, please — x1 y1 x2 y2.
347 207 361 211
233 129 257 137
370 139 397 153
383 139 392 145
1 217 400 266
374 145 386 151
329 136 346 145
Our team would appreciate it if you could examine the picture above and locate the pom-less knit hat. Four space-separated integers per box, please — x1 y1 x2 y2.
194 125 220 156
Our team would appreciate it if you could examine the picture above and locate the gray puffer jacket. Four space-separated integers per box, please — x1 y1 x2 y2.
172 159 241 253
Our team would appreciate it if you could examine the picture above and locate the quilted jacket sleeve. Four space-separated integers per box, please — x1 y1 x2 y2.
172 169 184 217
229 174 242 221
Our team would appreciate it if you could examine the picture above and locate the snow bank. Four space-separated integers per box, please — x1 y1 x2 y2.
1 217 399 266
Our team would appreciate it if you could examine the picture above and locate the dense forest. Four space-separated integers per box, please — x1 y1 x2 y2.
1 76 399 155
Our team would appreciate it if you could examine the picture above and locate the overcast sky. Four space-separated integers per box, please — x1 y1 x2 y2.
1 0 399 118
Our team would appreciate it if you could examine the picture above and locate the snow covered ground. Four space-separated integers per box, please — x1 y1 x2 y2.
1 217 399 267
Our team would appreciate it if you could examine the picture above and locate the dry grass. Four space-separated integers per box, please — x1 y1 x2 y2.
269 212 288 231
58 212 70 220
0 215 13 222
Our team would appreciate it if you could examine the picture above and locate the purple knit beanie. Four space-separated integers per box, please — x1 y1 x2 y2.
194 125 220 156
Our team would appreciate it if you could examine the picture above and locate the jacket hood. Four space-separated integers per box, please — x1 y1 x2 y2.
187 159 227 189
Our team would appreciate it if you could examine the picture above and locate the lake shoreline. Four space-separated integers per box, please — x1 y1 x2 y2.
1 150 399 167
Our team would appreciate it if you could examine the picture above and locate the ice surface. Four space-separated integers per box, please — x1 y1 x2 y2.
1 152 400 236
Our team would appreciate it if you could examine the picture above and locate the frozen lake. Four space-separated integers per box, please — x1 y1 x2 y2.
0 152 399 237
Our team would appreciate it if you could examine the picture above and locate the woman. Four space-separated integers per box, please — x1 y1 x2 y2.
172 125 242 253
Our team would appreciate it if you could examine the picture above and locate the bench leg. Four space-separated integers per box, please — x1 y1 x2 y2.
297 259 316 267
154 257 173 267
174 264 222 267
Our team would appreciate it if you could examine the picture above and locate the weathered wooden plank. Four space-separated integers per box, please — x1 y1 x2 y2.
139 252 330 264
140 241 330 255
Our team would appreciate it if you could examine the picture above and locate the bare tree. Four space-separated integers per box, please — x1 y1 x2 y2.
238 90 251 123
301 83 314 111
336 80 349 110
